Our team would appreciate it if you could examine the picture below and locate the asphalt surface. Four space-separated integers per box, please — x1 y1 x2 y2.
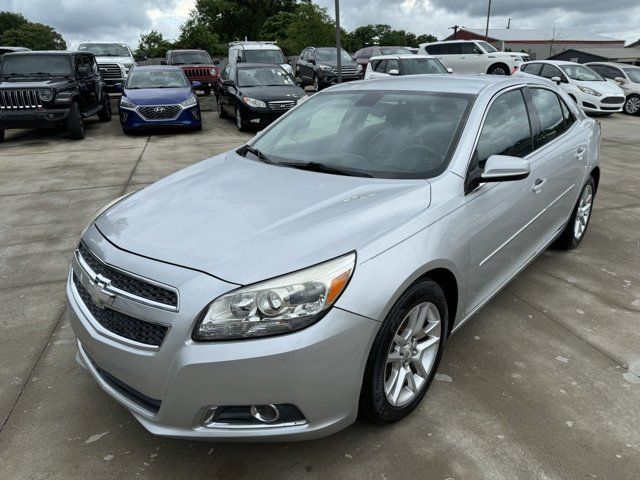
0 96 639 480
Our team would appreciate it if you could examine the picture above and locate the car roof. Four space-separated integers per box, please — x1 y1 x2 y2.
585 61 639 68
3 50 75 57
421 40 479 46
522 60 577 66
168 49 208 54
132 65 182 71
235 62 284 69
234 43 281 50
328 74 546 95
369 54 435 60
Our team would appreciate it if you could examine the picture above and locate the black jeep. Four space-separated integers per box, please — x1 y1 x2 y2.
0 51 111 142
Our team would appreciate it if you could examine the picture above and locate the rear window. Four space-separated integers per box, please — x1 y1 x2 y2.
242 49 286 64
400 58 448 75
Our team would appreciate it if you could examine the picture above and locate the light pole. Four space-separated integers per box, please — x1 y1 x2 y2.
335 0 342 83
485 0 492 41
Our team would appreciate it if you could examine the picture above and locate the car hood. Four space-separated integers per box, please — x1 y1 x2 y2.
574 80 624 95
94 56 134 64
96 151 431 285
237 85 306 101
123 87 194 105
0 77 74 89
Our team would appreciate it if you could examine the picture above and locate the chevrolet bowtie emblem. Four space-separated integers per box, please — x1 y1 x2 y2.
87 274 116 309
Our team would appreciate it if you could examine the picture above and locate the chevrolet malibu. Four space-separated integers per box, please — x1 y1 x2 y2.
67 75 600 441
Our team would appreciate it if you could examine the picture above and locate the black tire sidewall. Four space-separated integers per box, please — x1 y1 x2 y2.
553 176 596 250
361 279 449 423
66 102 85 139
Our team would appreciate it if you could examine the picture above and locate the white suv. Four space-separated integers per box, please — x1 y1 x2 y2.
228 41 293 76
585 62 640 115
418 40 526 75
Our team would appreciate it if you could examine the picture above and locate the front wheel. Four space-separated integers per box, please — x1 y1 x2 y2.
0 128 4 142
97 95 112 122
360 279 448 423
624 95 640 115
66 102 85 140
553 176 595 250
203 87 211 96
217 97 227 119
235 106 247 132
313 74 321 92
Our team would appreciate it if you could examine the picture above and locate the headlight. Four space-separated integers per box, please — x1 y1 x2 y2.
210 68 217 75
357 64 363 72
180 96 197 107
319 64 333 71
193 252 356 341
297 94 309 104
119 98 136 109
39 89 53 102
579 86 601 97
243 96 266 108
122 63 133 73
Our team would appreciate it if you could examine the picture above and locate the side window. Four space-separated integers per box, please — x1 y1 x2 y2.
441 43 462 55
75 56 91 77
90 56 99 76
460 43 478 54
521 63 542 75
540 64 562 80
529 88 569 148
362 47 373 59
372 60 385 72
603 66 622 80
309 50 316 62
588 64 604 75
385 59 399 73
476 89 533 167
559 96 575 129
300 50 307 61
221 65 231 80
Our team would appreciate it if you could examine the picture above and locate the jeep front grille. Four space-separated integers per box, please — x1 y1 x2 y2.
183 67 213 78
78 243 178 308
99 63 123 80
268 100 296 112
0 89 42 109
137 105 181 120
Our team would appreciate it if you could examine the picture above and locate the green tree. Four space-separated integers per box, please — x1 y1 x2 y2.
176 17 224 57
0 22 66 50
416 34 438 45
279 2 335 55
261 11 296 44
0 11 28 35
137 30 172 58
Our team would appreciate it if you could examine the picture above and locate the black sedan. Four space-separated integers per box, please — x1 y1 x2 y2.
215 63 307 131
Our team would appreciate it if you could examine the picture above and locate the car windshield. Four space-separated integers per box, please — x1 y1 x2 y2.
237 66 294 87
400 58 448 74
380 47 412 55
0 55 72 76
242 49 286 64
78 43 130 57
623 68 640 83
126 69 188 89
315 48 352 63
170 51 211 65
477 41 498 53
559 64 604 81
250 91 474 179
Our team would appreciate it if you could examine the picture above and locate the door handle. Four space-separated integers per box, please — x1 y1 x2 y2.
532 178 547 194
576 147 586 160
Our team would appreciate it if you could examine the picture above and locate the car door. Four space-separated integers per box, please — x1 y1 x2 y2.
297 49 309 81
602 66 628 95
219 65 234 114
73 55 92 112
526 87 588 240
540 63 576 97
464 87 542 313
89 55 105 107
459 42 483 73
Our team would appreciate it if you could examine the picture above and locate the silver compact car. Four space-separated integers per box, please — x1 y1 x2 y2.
67 75 600 441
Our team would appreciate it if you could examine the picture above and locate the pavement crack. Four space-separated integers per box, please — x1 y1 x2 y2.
121 137 150 195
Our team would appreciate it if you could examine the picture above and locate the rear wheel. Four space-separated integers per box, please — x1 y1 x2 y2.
624 95 640 115
488 64 509 75
66 102 85 140
553 176 595 250
97 95 112 122
360 279 448 423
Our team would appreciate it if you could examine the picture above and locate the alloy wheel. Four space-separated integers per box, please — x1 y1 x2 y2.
384 302 441 407
491 66 507 75
625 96 640 115
574 184 593 240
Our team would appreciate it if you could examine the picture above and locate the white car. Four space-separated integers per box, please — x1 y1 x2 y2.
364 54 449 79
518 60 626 114
418 40 526 75
228 41 293 76
585 62 640 115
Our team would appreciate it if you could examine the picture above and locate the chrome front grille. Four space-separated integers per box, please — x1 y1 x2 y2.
183 67 213 78
98 63 123 80
333 66 359 75
268 100 295 112
137 105 181 120
0 89 42 109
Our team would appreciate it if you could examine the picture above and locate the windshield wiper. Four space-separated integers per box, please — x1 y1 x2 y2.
238 145 277 165
280 161 372 178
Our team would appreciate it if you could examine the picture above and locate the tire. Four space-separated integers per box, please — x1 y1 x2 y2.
488 64 509 75
313 74 321 92
553 176 596 250
122 127 134 135
0 128 4 142
97 95 112 122
235 106 247 132
217 96 227 119
192 123 203 131
360 279 448 423
66 102 85 140
203 87 211 96
623 94 640 115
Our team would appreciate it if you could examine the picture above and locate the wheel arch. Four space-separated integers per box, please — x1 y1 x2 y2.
487 62 510 75
590 166 600 193
418 268 459 337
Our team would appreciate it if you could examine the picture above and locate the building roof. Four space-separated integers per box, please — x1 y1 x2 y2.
550 48 640 61
458 28 623 43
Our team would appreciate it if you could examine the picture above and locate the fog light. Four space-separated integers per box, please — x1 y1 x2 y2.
250 118 260 123
250 404 279 423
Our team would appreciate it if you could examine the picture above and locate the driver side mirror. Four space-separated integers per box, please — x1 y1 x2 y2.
550 76 562 85
309 58 316 65
446 67 453 73
481 155 530 183
614 76 626 84
222 79 235 87
213 58 220 65
135 51 147 62
388 69 400 75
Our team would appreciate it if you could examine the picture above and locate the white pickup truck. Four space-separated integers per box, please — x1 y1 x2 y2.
78 42 142 90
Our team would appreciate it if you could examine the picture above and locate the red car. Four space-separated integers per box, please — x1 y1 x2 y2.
163 49 220 95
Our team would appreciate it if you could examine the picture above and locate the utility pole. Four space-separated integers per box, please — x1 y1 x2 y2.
506 18 511 29
485 0 492 41
449 25 460 39
335 0 342 84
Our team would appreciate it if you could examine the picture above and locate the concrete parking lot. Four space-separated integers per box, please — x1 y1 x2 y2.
0 96 638 480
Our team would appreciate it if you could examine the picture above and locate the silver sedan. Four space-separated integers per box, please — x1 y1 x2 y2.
67 74 600 441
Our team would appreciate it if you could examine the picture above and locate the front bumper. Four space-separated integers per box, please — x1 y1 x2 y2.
580 95 625 114
66 230 378 441
0 107 70 129
119 105 202 130
319 72 362 86
240 105 291 127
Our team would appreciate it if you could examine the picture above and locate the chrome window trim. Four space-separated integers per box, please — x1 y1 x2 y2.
75 246 180 312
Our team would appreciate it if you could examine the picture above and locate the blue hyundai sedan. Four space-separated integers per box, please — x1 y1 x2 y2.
117 65 202 133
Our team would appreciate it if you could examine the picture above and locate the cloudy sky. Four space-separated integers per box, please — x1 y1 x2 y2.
6 0 640 49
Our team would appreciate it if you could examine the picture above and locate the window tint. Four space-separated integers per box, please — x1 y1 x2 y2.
476 89 532 166
587 64 604 75
529 88 568 148
90 56 99 76
221 65 231 80
370 60 382 71
540 64 562 80
521 63 542 75
559 96 575 128
460 43 480 54
385 59 400 73
300 50 308 61
603 66 622 79
75 55 91 77
440 43 461 55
